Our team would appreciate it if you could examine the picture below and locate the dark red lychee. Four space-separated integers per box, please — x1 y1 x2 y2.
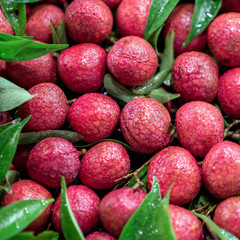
163 4 207 55
175 101 224 157
217 67 240 119
172 51 219 102
213 196 240 238
116 0 151 37
207 12 240 67
0 60 7 78
27 137 80 188
221 0 240 12
202 141 240 199
0 7 14 35
52 185 100 234
57 44 107 93
0 111 11 125
102 0 121 9
68 93 120 143
147 146 202 205
99 187 147 238
107 36 158 86
18 83 68 131
65 0 113 43
25 4 65 43
1 180 53 233
169 204 204 240
79 141 130 189
120 97 171 154
85 231 116 240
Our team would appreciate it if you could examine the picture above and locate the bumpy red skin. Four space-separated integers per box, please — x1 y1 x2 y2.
213 197 240 238
147 146 202 205
116 0 151 37
0 60 7 78
0 8 14 35
99 188 147 238
169 205 204 240
102 0 121 9
172 51 219 102
18 83 68 131
65 0 113 43
27 137 80 188
207 13 240 67
120 98 171 154
79 142 130 189
221 0 240 12
175 101 224 157
107 36 158 86
68 93 120 143
52 185 100 234
0 111 11 125
1 180 53 233
6 53 57 89
217 68 240 119
57 44 107 93
25 4 64 43
85 231 116 240
202 141 240 199
163 4 207 55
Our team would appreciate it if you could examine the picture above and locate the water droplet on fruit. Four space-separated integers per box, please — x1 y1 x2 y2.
138 230 143 235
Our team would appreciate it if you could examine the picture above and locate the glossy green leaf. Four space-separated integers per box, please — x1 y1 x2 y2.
148 25 163 55
0 77 36 111
19 130 83 144
104 74 144 103
183 0 222 47
51 20 68 45
0 198 54 240
144 0 179 40
61 177 85 240
0 33 68 61
8 231 59 240
1 1 26 36
4 0 41 3
147 88 180 104
0 118 21 133
193 212 239 240
119 177 176 240
0 116 30 183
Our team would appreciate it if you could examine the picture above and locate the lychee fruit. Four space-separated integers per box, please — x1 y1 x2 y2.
107 36 158 86
27 137 80 188
68 93 120 143
147 146 202 205
120 97 171 154
221 0 240 12
0 7 14 35
175 101 224 157
18 83 68 131
1 180 53 233
99 187 147 238
172 51 219 102
79 141 130 189
0 60 7 78
85 231 116 240
0 111 11 125
57 44 107 93
52 185 100 234
102 0 121 9
65 0 113 43
202 141 240 199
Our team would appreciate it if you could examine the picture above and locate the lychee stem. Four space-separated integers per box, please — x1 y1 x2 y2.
132 172 145 191
224 120 240 138
67 98 77 105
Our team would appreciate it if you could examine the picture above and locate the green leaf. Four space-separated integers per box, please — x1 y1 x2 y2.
103 74 144 103
183 0 222 47
193 212 239 240
1 1 26 36
0 116 30 183
119 177 176 240
147 88 180 104
0 33 68 61
50 20 68 45
4 0 41 3
0 77 36 111
0 118 21 133
19 130 83 144
8 231 59 240
144 0 179 41
148 25 163 55
0 198 54 240
61 177 85 240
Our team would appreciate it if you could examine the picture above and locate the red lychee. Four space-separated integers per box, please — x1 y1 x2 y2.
102 0 121 9
0 60 7 78
85 231 116 240
0 111 11 125
221 0 240 12
0 7 14 35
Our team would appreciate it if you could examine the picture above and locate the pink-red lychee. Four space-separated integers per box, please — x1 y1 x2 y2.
99 187 147 238
120 97 171 154
107 36 158 86
27 137 80 188
79 141 130 189
65 0 113 43
175 101 224 157
172 51 219 102
202 141 240 199
68 93 120 143
85 231 116 240
52 185 100 234
57 44 107 93
0 7 14 35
